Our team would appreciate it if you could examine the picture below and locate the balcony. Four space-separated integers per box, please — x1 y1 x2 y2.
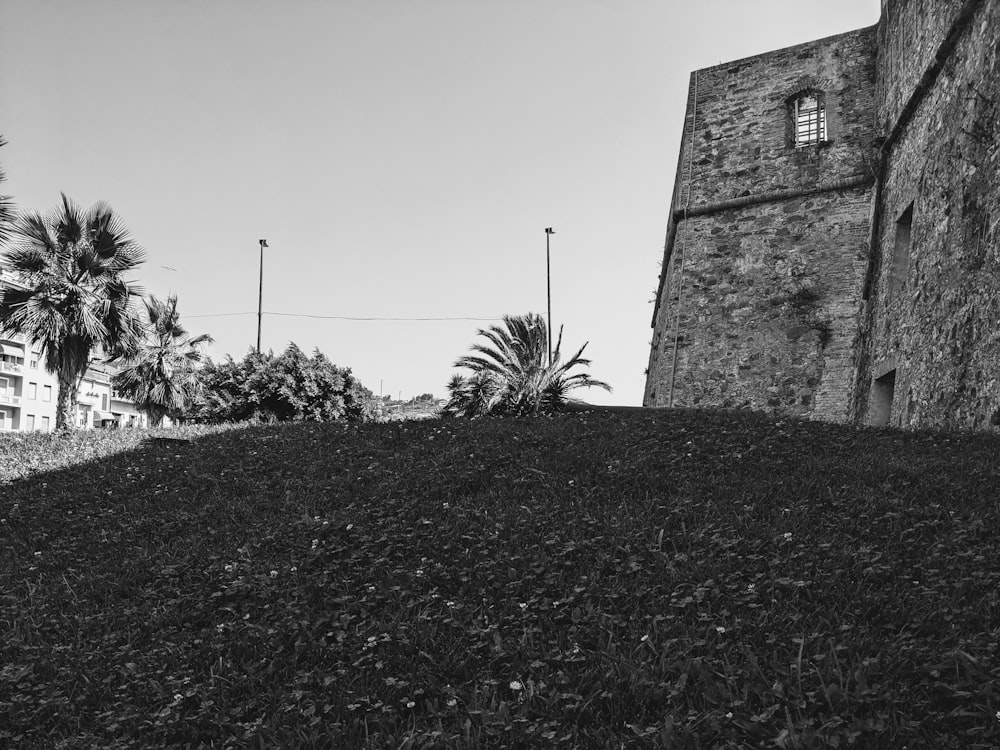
0 360 23 376
0 393 21 407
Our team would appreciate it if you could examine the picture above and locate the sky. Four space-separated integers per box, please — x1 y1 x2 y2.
0 0 880 405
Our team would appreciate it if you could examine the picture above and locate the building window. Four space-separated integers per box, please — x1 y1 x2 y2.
888 203 914 299
0 410 6 430
26 414 34 430
28 382 37 399
41 415 50 431
29 359 38 369
42 384 52 402
102 394 108 410
792 92 827 147
0 376 7 395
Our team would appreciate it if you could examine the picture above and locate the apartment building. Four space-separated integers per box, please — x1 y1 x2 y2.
0 267 149 432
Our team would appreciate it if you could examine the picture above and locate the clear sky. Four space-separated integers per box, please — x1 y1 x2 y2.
0 0 879 404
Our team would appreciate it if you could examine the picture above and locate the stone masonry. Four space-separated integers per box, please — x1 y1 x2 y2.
645 0 1000 430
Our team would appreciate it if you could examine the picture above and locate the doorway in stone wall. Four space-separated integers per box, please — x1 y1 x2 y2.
870 369 896 426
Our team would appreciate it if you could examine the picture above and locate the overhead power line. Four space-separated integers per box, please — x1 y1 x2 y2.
184 311 514 322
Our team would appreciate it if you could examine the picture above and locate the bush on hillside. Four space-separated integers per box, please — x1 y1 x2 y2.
443 313 610 417
190 343 378 424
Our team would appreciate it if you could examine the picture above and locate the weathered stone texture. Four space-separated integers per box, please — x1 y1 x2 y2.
646 191 870 419
647 0 1000 430
678 27 878 208
645 28 878 420
856 0 1000 428
876 0 969 131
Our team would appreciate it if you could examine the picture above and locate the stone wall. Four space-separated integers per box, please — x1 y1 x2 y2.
646 189 871 418
645 27 878 419
855 0 1000 428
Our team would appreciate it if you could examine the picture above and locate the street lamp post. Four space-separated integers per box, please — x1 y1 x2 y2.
545 227 555 366
257 239 268 353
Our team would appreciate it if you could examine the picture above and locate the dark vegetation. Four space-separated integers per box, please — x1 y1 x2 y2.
0 193 146 429
444 314 609 417
191 343 378 424
113 294 213 426
2 410 999 748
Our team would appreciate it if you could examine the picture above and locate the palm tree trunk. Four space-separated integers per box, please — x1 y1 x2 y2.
55 376 77 430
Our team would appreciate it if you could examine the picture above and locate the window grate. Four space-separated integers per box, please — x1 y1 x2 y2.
794 94 827 146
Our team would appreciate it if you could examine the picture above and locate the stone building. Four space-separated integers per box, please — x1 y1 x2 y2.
644 0 1000 429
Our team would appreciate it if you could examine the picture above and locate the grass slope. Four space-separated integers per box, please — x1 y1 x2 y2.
1 411 999 749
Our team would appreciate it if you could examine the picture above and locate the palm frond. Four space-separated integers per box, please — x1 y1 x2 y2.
55 193 83 249
445 313 610 417
10 212 56 257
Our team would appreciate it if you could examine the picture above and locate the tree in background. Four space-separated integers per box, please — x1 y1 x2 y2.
0 194 146 429
0 136 14 243
192 343 378 424
443 313 610 417
112 294 213 426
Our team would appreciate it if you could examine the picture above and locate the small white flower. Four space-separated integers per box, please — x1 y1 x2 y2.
519 602 528 610
783 532 793 540
509 680 523 691
406 701 415 708
640 635 649 642
726 711 733 719
446 698 457 707
716 626 726 634
269 570 278 577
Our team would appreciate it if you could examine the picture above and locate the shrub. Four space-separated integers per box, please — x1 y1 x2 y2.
191 343 378 424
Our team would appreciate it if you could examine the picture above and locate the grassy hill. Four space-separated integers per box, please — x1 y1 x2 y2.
2 411 999 748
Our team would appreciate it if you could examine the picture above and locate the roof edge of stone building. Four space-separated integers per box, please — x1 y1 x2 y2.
691 23 880 77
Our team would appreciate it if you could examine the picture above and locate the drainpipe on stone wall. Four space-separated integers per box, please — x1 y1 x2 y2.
863 0 983 298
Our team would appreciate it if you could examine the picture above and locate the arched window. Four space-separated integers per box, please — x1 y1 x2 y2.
792 91 827 147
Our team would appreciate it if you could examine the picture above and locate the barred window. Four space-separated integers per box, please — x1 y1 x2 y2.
793 92 826 147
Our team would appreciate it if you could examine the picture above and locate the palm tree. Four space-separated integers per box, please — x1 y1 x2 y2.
444 313 610 417
0 194 146 429
113 294 213 426
0 136 14 243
